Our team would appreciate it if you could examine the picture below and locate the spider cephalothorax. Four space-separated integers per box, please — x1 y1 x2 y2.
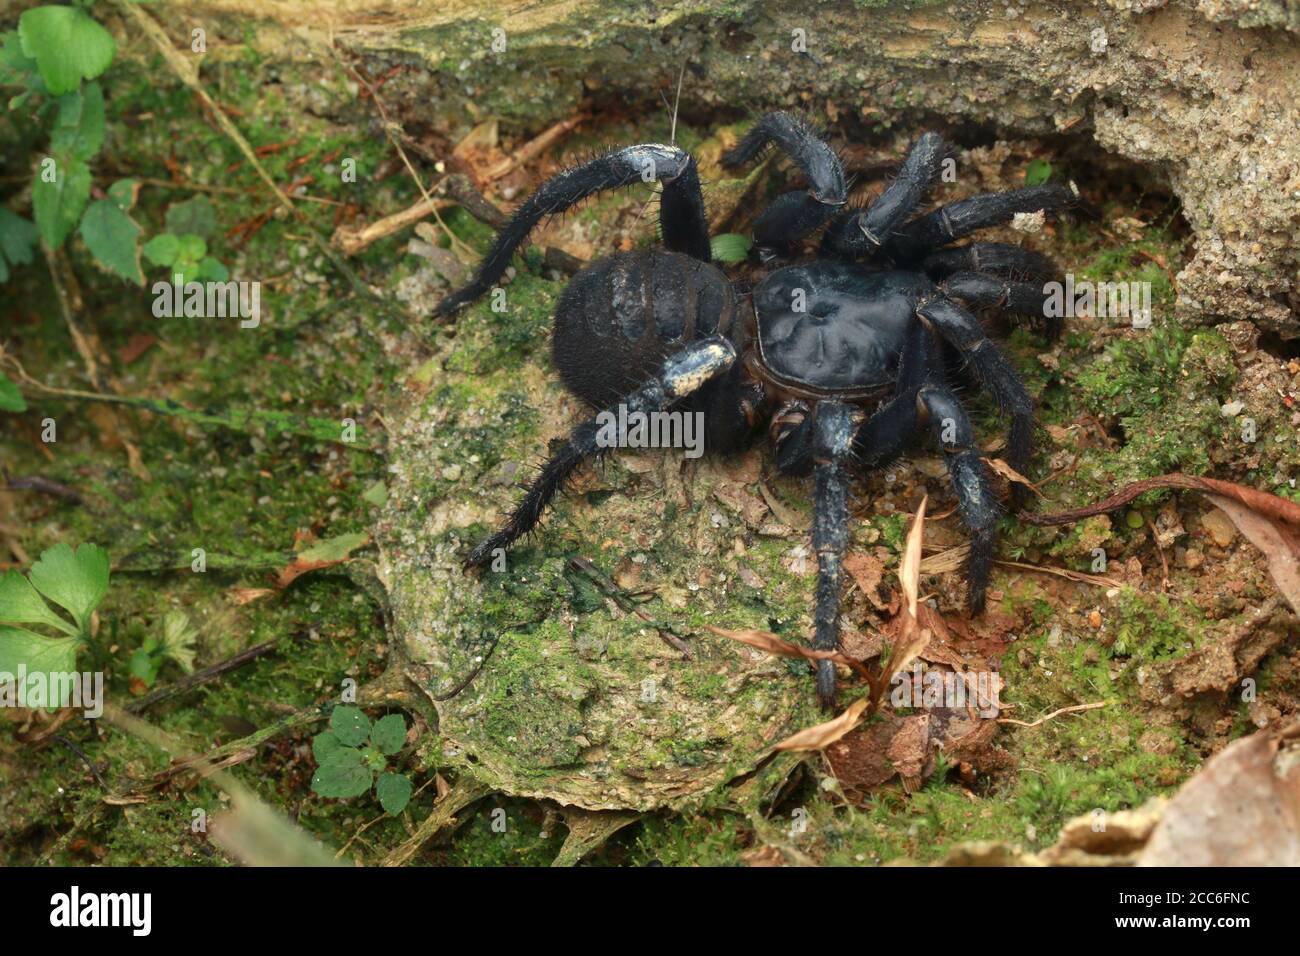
437 111 1074 708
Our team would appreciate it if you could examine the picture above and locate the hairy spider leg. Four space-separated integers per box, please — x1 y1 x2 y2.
917 294 1036 496
809 401 860 709
437 144 711 316
920 242 1059 284
821 131 948 259
886 184 1075 265
938 270 1066 342
720 111 847 255
852 322 1002 613
463 336 737 569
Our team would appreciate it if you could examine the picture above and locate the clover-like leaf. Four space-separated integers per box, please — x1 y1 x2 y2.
311 730 351 766
370 713 407 756
27 542 109 634
142 233 180 268
0 625 81 705
310 747 373 799
329 705 371 747
18 6 116 96
158 610 197 674
375 772 412 816
0 569 77 635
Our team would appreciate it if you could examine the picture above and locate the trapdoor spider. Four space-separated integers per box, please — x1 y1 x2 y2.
438 111 1074 707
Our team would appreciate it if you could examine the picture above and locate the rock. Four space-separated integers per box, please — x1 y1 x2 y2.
1200 507 1238 547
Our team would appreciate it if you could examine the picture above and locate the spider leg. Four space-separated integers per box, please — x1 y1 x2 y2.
938 270 1065 341
917 294 1036 506
921 242 1059 284
852 322 1000 611
808 401 861 709
821 131 947 260
437 145 710 316
915 385 1001 613
463 336 736 569
887 184 1075 265
721 111 846 255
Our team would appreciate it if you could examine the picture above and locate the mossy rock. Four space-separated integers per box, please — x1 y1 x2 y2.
374 283 816 811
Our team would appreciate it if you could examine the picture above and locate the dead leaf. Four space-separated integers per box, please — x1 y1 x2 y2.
774 697 870 752
984 457 1043 497
1139 721 1300 866
229 587 274 606
705 625 869 677
275 532 370 589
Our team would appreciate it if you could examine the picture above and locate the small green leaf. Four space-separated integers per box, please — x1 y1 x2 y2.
142 233 180 267
1025 159 1053 187
79 198 143 285
193 257 228 282
176 234 206 262
128 646 159 686
370 714 407 756
310 749 373 799
362 481 387 507
32 157 91 249
164 196 217 239
26 542 109 633
0 625 81 704
49 82 104 161
18 6 116 96
107 178 139 211
297 532 369 565
0 373 26 413
710 232 753 264
0 29 39 85
311 730 351 766
329 705 371 747
157 610 197 673
375 773 412 816
0 569 76 634
0 208 39 284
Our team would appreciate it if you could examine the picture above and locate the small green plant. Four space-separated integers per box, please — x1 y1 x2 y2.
128 610 199 689
0 4 147 284
0 542 109 702
1024 159 1053 186
142 196 229 283
710 232 753 264
310 706 413 815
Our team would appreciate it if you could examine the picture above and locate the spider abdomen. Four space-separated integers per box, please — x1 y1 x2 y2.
553 249 739 408
751 264 923 397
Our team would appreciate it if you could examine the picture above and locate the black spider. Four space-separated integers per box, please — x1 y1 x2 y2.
437 111 1074 708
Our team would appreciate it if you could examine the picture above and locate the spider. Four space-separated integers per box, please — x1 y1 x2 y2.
437 111 1074 708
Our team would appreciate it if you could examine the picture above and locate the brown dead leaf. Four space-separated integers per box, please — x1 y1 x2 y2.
774 697 870 752
984 457 1043 497
1139 721 1300 866
843 551 886 608
705 625 869 677
229 587 274 606
274 532 370 589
